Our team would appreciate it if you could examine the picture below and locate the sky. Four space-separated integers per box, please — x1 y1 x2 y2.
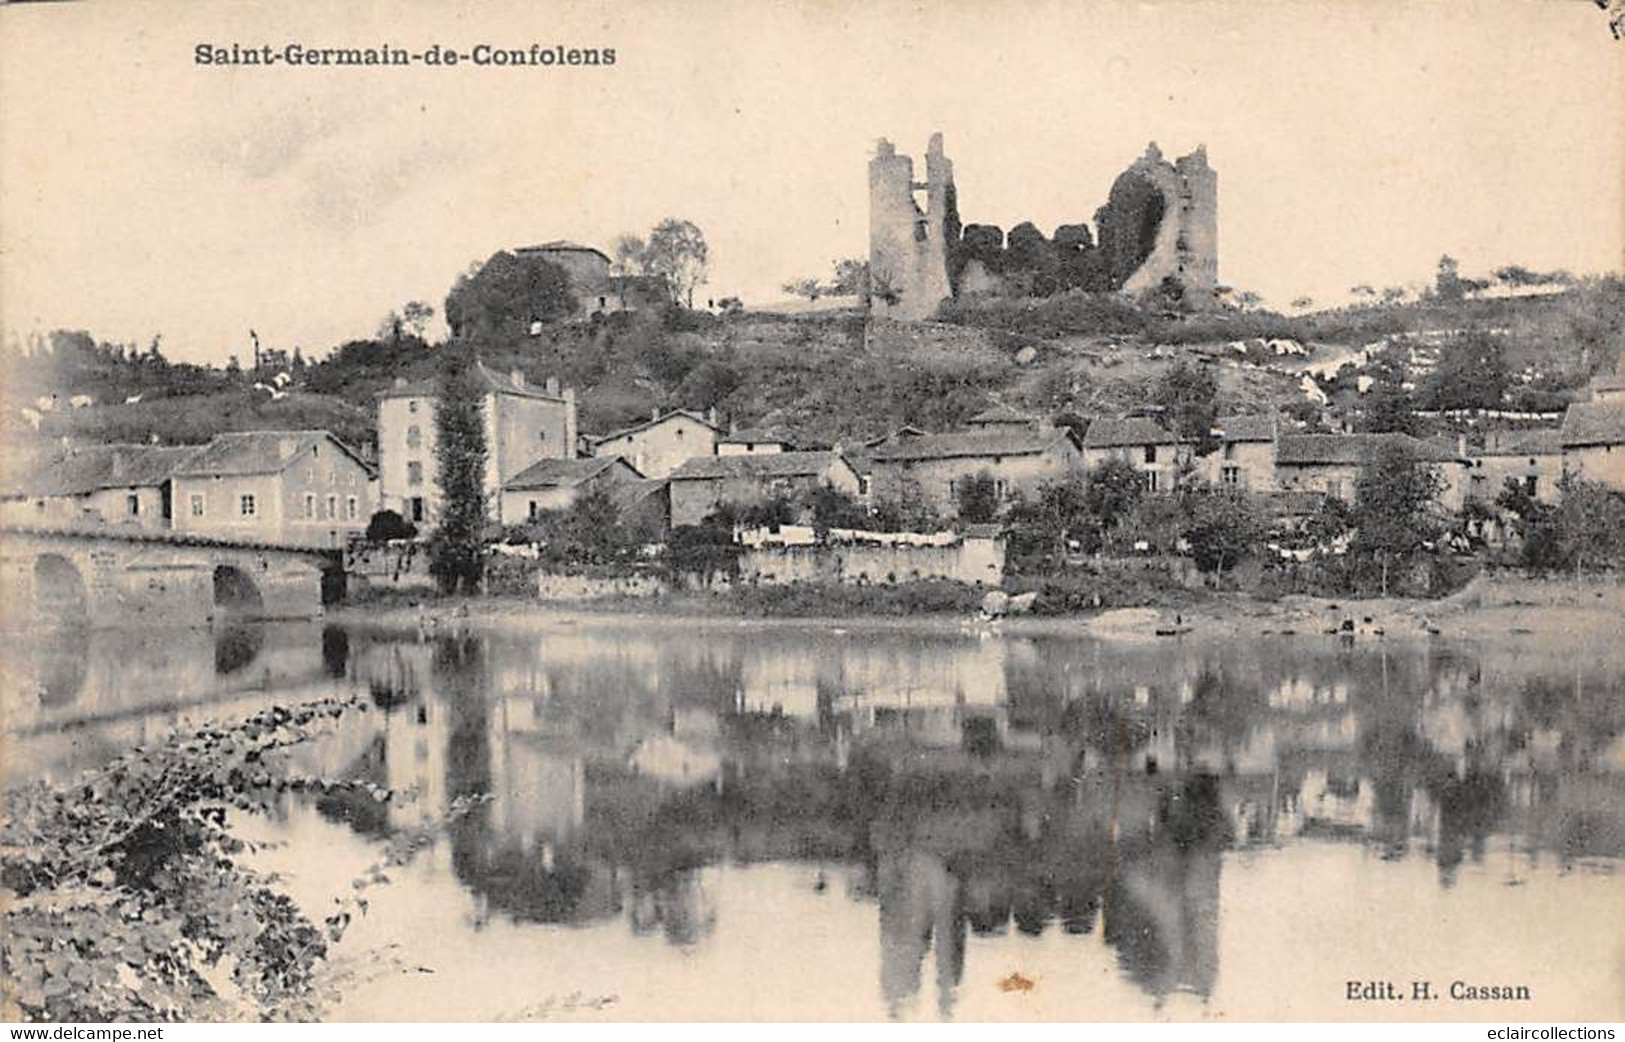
1 0 1621 365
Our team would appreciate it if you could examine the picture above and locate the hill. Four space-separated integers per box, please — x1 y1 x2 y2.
5 278 1620 454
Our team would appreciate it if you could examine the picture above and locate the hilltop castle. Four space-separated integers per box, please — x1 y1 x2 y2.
867 135 1218 319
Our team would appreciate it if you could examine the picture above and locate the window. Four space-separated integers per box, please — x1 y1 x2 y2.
1223 442 1236 460
408 400 419 414
303 493 316 519
1222 465 1240 486
1144 445 1157 464
407 461 423 486
528 500 539 520
240 494 257 517
1145 471 1160 492
326 494 337 519
190 493 205 517
409 496 425 523
127 494 140 516
858 475 871 497
406 425 421 449
1524 476 1538 497
537 430 546 443
346 496 358 520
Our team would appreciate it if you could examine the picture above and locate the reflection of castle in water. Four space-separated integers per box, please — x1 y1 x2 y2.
277 626 1625 1012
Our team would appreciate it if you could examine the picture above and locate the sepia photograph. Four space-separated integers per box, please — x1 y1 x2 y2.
1 0 1623 1026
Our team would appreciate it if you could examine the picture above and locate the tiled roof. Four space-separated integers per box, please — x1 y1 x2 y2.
171 430 373 478
503 456 632 491
590 409 720 444
0 445 198 498
607 478 668 514
517 240 610 262
667 450 848 481
1479 429 1563 456
1560 401 1625 448
1275 433 1461 465
378 361 567 402
967 403 1038 426
718 426 804 447
1215 415 1276 442
1083 417 1178 448
867 429 1076 463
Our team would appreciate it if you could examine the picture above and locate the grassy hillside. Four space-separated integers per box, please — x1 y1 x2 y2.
8 278 1620 454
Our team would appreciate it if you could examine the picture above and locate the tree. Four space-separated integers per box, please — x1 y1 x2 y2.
954 471 1000 523
1289 296 1315 312
1084 457 1145 535
444 252 576 341
676 359 741 410
1421 331 1508 411
610 234 646 277
1358 378 1418 435
1380 285 1408 306
800 483 868 534
783 277 825 302
871 473 939 532
1004 475 1091 565
1154 359 1219 450
1350 441 1443 595
830 258 868 296
1434 254 1465 302
643 218 709 308
1180 488 1268 573
1350 284 1377 301
366 509 418 542
401 301 434 338
1553 476 1625 575
533 488 625 564
1232 290 1264 311
427 350 489 593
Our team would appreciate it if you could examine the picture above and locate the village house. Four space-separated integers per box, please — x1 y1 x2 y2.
377 363 578 525
498 456 646 525
963 403 1043 430
169 430 377 548
1273 433 1471 511
1588 371 1625 404
666 451 861 527
1082 417 1186 492
1559 401 1625 491
0 443 195 529
716 425 813 456
514 241 667 320
1470 429 1564 505
864 427 1084 517
1203 415 1278 490
588 408 721 479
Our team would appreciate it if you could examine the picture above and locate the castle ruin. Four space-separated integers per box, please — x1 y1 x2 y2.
867 135 1218 318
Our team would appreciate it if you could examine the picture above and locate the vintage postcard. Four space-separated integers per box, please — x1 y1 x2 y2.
1 0 1622 1026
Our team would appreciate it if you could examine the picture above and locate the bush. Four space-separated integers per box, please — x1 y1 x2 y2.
365 509 417 542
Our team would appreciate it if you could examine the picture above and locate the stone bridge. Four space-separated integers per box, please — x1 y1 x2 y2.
0 525 343 630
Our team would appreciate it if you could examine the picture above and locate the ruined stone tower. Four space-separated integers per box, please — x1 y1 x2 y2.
1096 142 1219 299
868 133 958 320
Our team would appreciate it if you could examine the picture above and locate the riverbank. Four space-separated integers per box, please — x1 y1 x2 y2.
327 573 1624 648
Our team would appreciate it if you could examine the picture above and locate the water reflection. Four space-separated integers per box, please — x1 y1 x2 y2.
6 619 1624 1019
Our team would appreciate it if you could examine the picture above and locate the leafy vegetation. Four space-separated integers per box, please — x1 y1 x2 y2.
0 695 487 1022
428 350 489 593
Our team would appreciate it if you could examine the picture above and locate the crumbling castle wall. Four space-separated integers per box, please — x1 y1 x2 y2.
1100 142 1218 298
868 135 1218 316
867 134 958 320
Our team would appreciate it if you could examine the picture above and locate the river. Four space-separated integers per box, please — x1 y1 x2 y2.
4 614 1623 1021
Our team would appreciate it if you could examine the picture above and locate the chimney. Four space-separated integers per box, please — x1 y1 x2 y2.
707 406 718 427
652 407 662 421
510 369 525 389
564 387 579 460
545 375 560 396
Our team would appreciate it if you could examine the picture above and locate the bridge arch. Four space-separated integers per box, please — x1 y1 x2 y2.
33 553 89 626
212 563 266 620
